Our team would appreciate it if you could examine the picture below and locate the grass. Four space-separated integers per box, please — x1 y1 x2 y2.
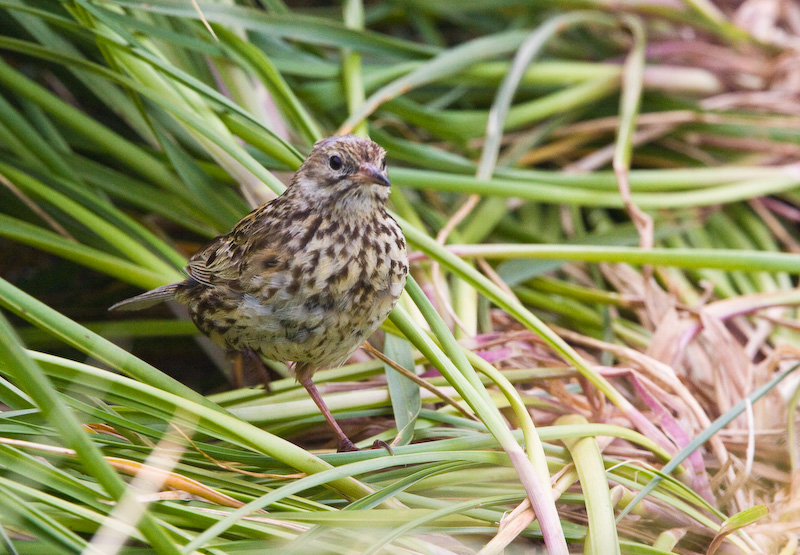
1 0 800 553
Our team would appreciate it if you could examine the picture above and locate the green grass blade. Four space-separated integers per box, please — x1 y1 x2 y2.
382 333 420 447
559 415 620 555
0 313 182 555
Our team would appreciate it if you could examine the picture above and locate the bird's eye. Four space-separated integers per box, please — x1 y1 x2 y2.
381 156 387 169
329 155 343 171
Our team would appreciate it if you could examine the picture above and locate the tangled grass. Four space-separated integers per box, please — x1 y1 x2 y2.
1 0 800 553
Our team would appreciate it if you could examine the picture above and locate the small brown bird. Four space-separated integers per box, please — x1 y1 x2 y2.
111 135 408 452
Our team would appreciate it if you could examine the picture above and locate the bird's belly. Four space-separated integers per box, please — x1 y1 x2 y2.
199 218 407 369
224 271 400 367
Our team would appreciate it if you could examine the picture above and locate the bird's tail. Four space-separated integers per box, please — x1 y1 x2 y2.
109 283 181 312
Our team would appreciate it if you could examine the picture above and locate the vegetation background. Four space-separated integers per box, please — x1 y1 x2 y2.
1 0 800 553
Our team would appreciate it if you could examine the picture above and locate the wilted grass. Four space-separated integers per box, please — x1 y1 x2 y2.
1 0 800 553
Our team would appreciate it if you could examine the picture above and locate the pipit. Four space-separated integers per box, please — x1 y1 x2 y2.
111 135 408 452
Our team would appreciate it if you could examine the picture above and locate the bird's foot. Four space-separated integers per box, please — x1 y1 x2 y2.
336 439 394 454
337 438 359 452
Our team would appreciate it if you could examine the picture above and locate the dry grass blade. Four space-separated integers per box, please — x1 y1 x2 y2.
3 0 800 553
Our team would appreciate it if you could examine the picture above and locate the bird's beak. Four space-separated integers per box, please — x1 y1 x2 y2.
357 165 391 187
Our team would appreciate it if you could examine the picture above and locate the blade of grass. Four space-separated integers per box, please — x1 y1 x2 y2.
0 163 183 278
109 0 439 58
0 313 183 555
392 277 568 555
0 277 216 408
27 350 391 502
213 25 322 145
402 222 633 410
392 167 800 208
613 16 652 251
182 450 511 552
618 361 800 521
338 28 533 133
0 482 90 553
0 215 171 290
342 0 367 137
558 414 620 555
429 243 800 274
382 334 420 447
0 57 181 195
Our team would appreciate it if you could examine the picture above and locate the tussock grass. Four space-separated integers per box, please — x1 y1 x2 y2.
1 1 799 553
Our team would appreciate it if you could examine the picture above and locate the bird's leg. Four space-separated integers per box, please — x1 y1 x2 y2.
242 348 272 393
228 351 245 389
298 375 358 452
229 349 272 392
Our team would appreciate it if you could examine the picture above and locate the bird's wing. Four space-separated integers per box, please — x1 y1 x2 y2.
185 236 233 286
185 204 287 290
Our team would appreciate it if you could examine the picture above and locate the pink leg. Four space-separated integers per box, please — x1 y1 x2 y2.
300 377 358 452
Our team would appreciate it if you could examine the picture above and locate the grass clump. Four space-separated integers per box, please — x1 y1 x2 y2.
1 1 800 553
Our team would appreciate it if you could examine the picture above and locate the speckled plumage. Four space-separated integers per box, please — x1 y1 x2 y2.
112 135 408 451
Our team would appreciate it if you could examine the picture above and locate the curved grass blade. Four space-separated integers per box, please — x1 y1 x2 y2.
558 415 620 555
392 277 568 555
0 215 171 290
382 333 420 447
108 0 439 58
0 313 182 555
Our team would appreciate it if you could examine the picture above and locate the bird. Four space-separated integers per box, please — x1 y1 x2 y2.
111 135 409 452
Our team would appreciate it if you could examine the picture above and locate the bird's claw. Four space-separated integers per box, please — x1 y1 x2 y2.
371 439 393 455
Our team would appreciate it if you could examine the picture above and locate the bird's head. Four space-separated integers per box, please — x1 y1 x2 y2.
291 135 392 214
